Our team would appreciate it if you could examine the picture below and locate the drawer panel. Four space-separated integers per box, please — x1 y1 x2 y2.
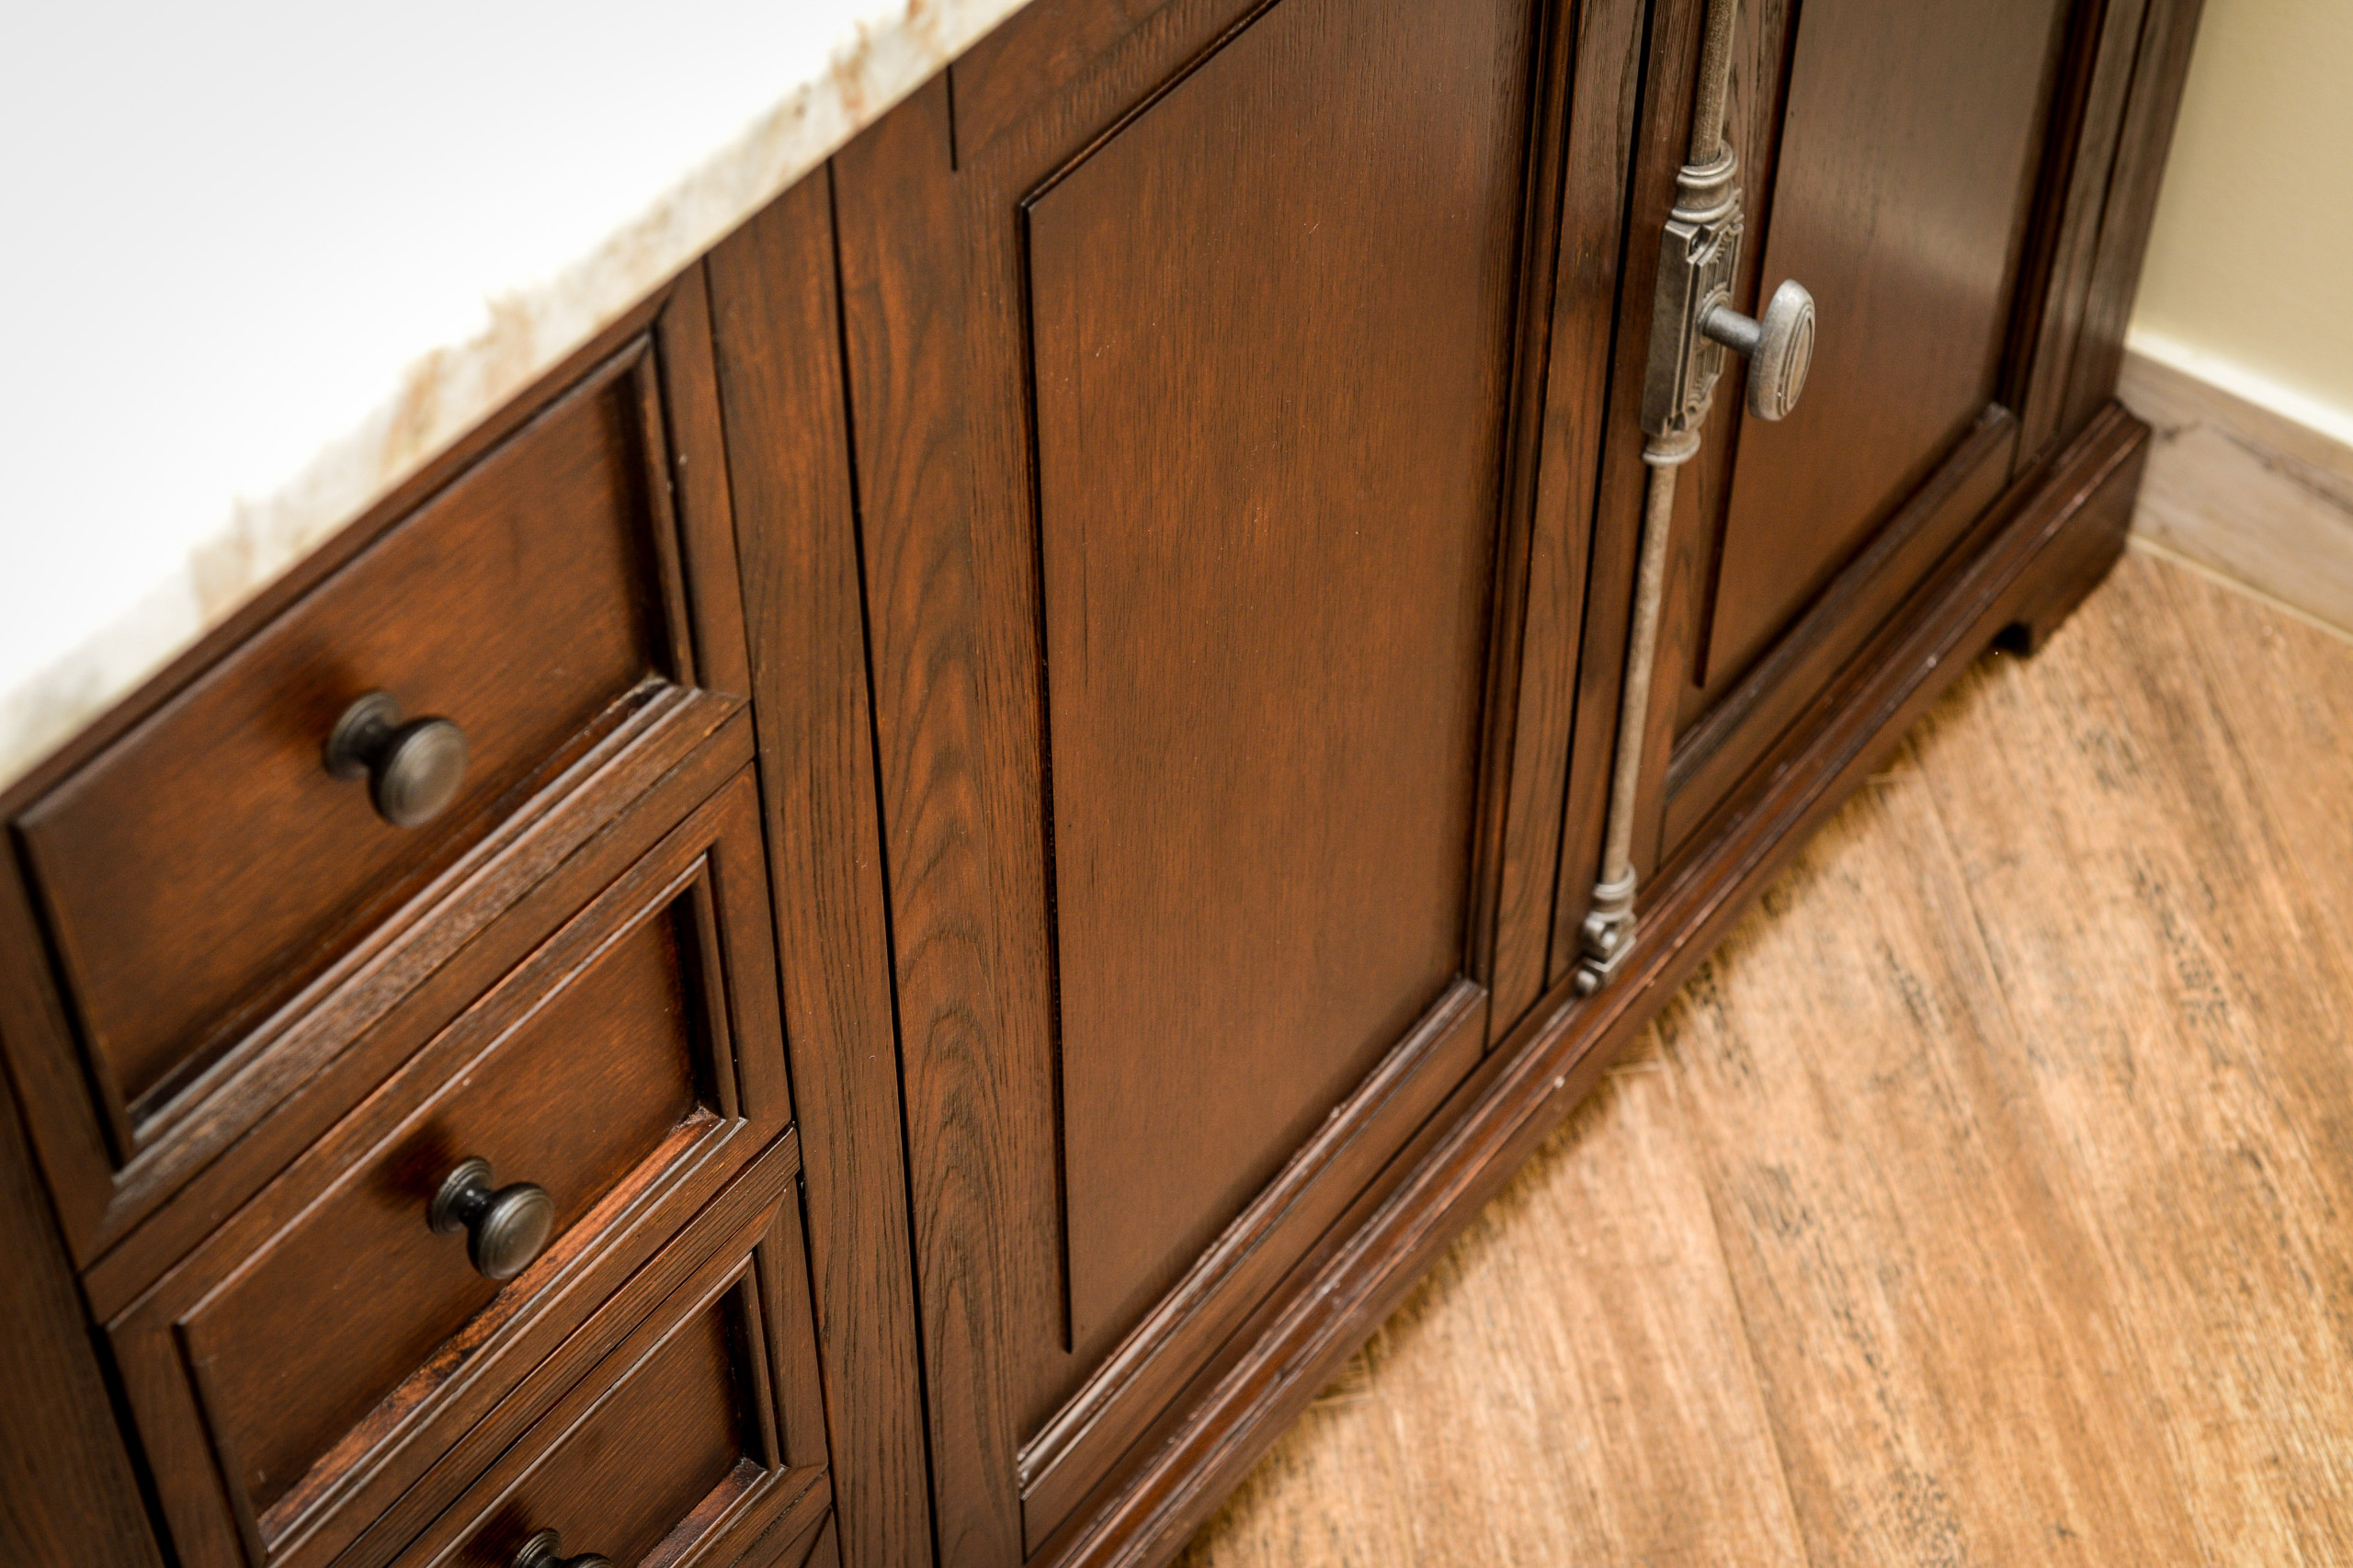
345 1132 830 1568
206 890 707 1525
109 770 787 1568
18 331 720 1147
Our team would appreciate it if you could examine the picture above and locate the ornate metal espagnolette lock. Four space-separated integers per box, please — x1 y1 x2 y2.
1643 148 1746 440
1575 0 1817 997
1641 149 1816 441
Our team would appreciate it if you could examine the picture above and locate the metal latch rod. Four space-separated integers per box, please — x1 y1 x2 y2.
1574 0 1819 995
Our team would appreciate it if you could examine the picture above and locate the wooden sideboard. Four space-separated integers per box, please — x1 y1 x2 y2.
0 1 2200 1565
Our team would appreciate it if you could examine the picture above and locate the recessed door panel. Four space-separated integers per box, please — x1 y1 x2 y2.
834 0 1546 1554
1700 0 2069 697
1025 0 1515 1360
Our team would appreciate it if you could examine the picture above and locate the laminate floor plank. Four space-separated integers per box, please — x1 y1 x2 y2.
1181 550 2353 1566
1915 552 2353 1565
1653 732 2200 1568
1176 1049 1809 1568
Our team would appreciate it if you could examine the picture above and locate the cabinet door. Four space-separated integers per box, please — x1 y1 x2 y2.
829 0 1550 1557
1594 0 2080 881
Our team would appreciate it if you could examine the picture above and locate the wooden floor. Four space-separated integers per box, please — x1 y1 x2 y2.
1176 548 2353 1567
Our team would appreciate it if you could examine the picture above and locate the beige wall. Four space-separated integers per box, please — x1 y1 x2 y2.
2129 0 2353 437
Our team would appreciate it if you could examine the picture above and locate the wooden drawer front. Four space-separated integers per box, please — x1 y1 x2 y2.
110 771 785 1568
17 324 735 1153
371 1141 831 1568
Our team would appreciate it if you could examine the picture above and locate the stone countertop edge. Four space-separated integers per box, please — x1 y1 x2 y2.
0 0 1032 801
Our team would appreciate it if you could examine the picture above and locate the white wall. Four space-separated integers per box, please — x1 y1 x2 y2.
2129 0 2353 443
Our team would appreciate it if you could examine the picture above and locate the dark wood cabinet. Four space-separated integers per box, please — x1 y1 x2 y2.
824 0 1554 1555
1649 0 2070 846
1614 0 2154 875
354 1133 833 1568
0 2 2202 1567
0 270 842 1568
106 772 789 1568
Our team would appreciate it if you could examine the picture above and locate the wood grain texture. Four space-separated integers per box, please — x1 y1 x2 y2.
1180 549 2353 1566
332 1129 810 1568
706 180 934 1568
436 1293 756 1568
1917 554 2353 1563
1483 0 1648 1041
80 705 751 1311
23 343 668 1123
1694 0 2070 699
109 768 787 1568
949 0 1170 163
1659 0 1798 727
832 75 1052 1568
18 301 737 1147
0 1066 165 1568
838 0 1550 1551
2053 0 2208 441
1020 983 1487 1548
1657 722 2200 1566
1549 0 1712 986
1664 408 2019 858
6 289 748 1267
368 1134 831 1568
1631 0 2080 878
1044 405 2146 1568
2009 0 2149 466
1040 403 2145 1562
204 897 704 1524
1023 0 1521 1361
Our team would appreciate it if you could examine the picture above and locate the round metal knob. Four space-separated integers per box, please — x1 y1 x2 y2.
511 1528 609 1568
428 1157 553 1281
324 690 468 828
1700 278 1816 422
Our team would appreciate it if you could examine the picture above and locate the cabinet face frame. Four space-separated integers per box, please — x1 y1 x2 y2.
824 0 1641 1557
707 183 935 1568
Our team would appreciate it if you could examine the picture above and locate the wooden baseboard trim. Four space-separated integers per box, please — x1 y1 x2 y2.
2119 347 2353 642
1039 403 2152 1568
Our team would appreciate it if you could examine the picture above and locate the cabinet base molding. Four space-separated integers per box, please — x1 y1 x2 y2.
1038 403 2150 1568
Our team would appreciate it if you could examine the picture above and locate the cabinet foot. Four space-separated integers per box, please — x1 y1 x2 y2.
1994 418 2143 657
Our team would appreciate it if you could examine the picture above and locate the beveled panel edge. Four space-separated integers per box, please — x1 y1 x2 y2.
106 773 793 1568
0 0 1047 807
1016 978 1486 1549
16 327 702 1153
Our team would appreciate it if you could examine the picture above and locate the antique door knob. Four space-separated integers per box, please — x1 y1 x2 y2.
325 689 468 827
428 1156 554 1280
511 1528 610 1568
1699 278 1816 421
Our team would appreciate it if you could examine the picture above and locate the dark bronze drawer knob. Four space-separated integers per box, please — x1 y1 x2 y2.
511 1528 609 1568
428 1156 553 1281
325 690 468 828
